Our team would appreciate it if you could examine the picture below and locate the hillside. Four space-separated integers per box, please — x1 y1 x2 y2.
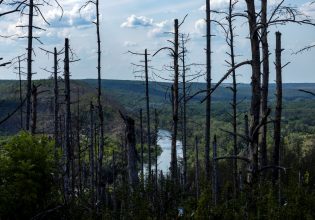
0 79 124 135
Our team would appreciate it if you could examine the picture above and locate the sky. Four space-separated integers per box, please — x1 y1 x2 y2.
0 0 315 83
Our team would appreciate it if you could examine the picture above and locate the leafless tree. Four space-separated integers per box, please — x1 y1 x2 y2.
273 31 283 204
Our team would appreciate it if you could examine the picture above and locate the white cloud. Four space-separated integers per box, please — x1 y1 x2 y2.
194 19 206 34
46 4 95 28
121 15 153 28
148 20 172 38
300 1 315 19
123 41 138 47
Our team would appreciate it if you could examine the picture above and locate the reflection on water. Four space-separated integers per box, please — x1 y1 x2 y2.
157 129 182 174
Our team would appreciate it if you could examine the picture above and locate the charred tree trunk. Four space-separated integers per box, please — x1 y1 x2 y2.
89 103 95 207
212 135 218 205
140 109 144 185
195 136 200 201
228 0 238 195
26 0 34 131
77 89 82 195
205 0 212 181
95 0 105 203
31 84 37 135
171 19 179 182
260 0 269 169
273 32 282 189
54 48 59 158
145 49 152 181
245 0 261 183
18 56 23 129
181 35 187 186
154 109 159 191
121 112 139 190
64 38 73 198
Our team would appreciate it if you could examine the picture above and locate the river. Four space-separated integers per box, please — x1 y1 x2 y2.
157 129 183 174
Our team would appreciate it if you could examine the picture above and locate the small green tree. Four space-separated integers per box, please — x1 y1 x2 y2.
0 132 57 219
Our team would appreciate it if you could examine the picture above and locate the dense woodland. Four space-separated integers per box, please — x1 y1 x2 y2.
1 0 315 219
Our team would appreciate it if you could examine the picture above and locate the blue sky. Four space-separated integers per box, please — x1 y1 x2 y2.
0 0 315 83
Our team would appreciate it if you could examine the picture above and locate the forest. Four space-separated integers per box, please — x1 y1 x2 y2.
0 0 315 219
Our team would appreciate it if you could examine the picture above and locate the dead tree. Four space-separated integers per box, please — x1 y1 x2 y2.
120 111 139 190
225 0 239 195
180 34 188 186
273 32 282 190
0 0 26 17
25 0 34 131
170 19 179 182
245 0 261 183
145 49 152 181
195 136 200 201
89 103 95 207
64 38 73 199
154 109 159 191
31 84 38 135
54 48 59 155
212 135 218 205
260 0 270 169
205 0 212 181
127 49 152 181
140 109 144 185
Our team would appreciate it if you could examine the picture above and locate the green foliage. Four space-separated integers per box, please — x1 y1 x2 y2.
0 132 58 219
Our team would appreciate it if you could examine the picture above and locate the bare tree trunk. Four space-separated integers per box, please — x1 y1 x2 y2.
171 19 179 182
54 48 59 159
89 103 95 207
245 0 261 183
26 0 34 131
121 112 139 190
212 135 218 205
31 84 37 135
77 88 82 195
195 136 200 201
154 109 159 192
273 32 282 204
145 49 152 182
64 38 73 198
205 0 212 181
228 0 238 195
181 35 187 186
140 108 144 186
18 56 23 129
260 0 269 169
95 0 105 204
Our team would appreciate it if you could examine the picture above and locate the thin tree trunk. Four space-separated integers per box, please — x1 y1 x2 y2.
228 0 238 195
181 35 187 186
89 103 95 207
77 88 82 195
171 19 179 182
154 109 159 192
95 0 105 204
54 48 59 159
205 0 212 181
145 49 152 181
18 56 23 129
212 135 218 205
64 38 72 198
260 0 269 169
31 84 37 135
245 0 261 183
26 0 34 131
273 32 282 204
121 113 139 189
195 136 200 201
140 109 144 186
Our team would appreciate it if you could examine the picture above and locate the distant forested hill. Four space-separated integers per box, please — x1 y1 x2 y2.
1 79 315 135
